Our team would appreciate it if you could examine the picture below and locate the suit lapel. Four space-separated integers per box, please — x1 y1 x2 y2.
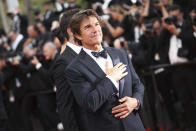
105 48 125 98
79 49 105 78
66 46 78 57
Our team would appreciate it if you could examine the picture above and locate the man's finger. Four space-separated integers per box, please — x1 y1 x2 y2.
119 96 128 103
112 107 127 114
114 63 123 68
112 103 126 111
120 112 130 119
120 72 128 78
115 111 128 117
118 64 126 69
120 66 127 73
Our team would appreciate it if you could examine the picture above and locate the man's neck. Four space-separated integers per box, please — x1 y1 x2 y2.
83 44 102 51
68 39 81 47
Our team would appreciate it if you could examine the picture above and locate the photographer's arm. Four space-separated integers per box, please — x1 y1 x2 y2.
31 56 50 78
105 21 124 38
162 21 179 36
141 0 150 17
160 4 169 18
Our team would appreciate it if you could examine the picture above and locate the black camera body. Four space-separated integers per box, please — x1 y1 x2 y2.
164 15 177 25
29 50 44 62
144 23 154 35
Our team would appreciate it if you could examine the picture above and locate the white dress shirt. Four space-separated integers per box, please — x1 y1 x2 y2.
83 47 119 92
67 42 82 54
168 35 188 64
11 34 23 51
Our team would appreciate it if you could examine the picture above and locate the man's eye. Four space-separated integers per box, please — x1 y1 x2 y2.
84 25 90 30
95 23 100 26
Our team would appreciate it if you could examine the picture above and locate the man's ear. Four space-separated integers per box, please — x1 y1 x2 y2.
67 28 73 37
75 33 82 41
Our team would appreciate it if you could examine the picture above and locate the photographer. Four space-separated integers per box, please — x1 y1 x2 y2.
158 4 196 130
7 8 28 38
6 30 26 54
13 42 60 131
103 4 135 43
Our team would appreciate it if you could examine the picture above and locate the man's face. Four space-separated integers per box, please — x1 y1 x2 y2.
8 31 15 42
0 59 6 70
27 26 37 38
43 46 54 60
23 46 36 58
76 16 103 50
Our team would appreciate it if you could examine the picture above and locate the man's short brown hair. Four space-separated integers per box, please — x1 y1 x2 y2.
69 9 101 45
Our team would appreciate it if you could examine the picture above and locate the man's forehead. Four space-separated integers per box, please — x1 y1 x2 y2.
80 16 99 25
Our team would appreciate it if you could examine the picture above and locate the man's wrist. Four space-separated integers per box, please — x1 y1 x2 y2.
134 98 140 110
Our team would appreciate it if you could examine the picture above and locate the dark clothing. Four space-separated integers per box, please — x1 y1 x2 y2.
11 37 26 55
120 16 135 41
0 72 7 120
65 47 145 131
178 21 196 60
50 46 79 131
157 29 172 64
108 16 134 41
15 54 60 131
42 10 58 31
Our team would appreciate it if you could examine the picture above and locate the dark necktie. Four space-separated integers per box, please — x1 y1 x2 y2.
91 49 107 59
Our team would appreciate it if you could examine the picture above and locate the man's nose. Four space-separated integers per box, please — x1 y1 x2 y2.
92 25 98 33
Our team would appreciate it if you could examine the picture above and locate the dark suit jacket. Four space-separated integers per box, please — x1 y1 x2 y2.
65 47 145 131
50 46 79 131
178 21 196 60
0 72 8 120
157 29 172 64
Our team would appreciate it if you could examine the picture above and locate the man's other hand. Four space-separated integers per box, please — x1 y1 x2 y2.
112 96 139 119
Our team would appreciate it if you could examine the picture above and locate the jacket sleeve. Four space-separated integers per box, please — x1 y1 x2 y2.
52 60 79 131
65 67 118 113
124 50 145 108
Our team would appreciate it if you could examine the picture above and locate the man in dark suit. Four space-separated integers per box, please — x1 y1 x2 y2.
50 9 81 131
65 9 145 131
3 30 26 54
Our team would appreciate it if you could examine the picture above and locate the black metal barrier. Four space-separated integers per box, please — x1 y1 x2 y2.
20 61 196 131
140 61 196 131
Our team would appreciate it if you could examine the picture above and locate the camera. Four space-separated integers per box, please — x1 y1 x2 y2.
29 49 44 62
0 37 7 46
164 15 177 25
5 51 23 65
144 23 154 34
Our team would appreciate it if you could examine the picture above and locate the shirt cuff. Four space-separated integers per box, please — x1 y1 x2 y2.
36 63 42 70
106 75 118 88
193 32 196 38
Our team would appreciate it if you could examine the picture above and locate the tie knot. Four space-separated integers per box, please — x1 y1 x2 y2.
91 49 107 59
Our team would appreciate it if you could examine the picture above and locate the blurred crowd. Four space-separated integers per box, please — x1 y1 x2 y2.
0 0 196 131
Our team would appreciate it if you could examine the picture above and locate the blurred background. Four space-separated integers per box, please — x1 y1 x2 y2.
0 0 196 131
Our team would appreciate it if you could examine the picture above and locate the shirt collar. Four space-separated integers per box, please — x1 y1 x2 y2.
83 46 104 59
11 34 23 50
66 42 81 54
